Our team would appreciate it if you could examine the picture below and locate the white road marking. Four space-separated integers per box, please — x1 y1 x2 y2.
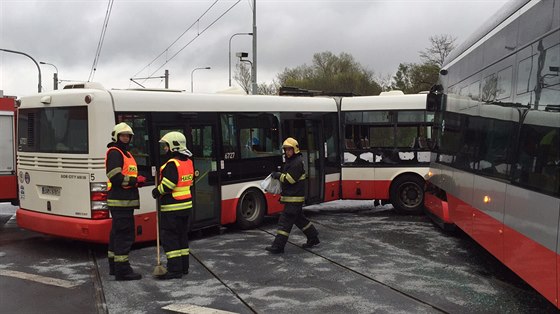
0 269 81 288
162 304 238 314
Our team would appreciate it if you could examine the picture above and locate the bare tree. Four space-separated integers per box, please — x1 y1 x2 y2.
419 34 457 68
258 80 280 95
375 72 394 92
234 62 251 93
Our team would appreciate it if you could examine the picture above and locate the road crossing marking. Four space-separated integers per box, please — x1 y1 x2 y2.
0 269 81 288
162 303 238 314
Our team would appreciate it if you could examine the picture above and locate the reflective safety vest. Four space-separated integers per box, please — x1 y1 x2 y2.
105 146 140 208
106 147 138 191
158 158 194 212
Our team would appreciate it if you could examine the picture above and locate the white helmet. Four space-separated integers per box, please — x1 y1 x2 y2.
159 131 192 156
111 122 134 142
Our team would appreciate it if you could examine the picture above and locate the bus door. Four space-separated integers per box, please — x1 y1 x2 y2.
186 122 220 228
156 123 220 229
283 119 324 204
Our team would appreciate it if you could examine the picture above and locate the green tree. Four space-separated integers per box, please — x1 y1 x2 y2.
277 51 381 95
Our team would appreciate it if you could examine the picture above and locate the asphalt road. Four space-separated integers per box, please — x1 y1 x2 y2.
1 201 557 313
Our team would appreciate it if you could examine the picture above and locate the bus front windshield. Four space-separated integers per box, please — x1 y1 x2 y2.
18 106 88 154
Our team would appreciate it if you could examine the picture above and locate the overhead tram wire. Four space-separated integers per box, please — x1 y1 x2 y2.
88 0 114 82
132 0 220 80
142 0 242 82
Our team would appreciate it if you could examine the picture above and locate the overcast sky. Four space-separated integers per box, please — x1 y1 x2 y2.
0 0 509 96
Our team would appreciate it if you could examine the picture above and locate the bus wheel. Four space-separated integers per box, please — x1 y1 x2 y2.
390 175 424 214
236 188 266 229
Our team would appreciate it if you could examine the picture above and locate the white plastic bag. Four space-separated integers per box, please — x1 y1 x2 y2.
260 174 282 195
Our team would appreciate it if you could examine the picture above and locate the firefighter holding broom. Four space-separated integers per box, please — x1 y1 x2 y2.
151 131 195 280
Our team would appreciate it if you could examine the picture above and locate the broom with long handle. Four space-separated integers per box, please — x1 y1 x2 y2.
153 176 167 277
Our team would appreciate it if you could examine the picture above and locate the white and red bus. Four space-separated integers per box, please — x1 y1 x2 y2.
425 0 559 307
15 84 340 243
0 94 18 204
339 91 433 213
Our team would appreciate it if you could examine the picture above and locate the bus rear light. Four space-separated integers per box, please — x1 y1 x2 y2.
91 201 108 210
90 182 107 192
91 191 108 201
91 209 109 220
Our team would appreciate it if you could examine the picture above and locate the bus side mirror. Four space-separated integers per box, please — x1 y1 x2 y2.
427 84 444 112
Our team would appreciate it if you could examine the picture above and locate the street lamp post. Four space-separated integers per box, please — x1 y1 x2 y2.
0 48 42 92
190 67 211 93
229 32 252 87
40 62 59 90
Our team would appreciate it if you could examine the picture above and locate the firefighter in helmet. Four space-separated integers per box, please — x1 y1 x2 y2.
106 122 146 280
266 137 320 254
152 131 195 279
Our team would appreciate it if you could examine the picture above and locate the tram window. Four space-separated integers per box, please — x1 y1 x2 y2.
515 124 559 195
496 66 513 100
468 81 480 101
539 44 560 108
481 74 497 102
516 54 538 95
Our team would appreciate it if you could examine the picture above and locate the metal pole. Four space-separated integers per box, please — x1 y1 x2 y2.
1 48 42 92
229 32 252 87
165 70 169 89
191 67 211 93
40 62 59 90
251 0 257 94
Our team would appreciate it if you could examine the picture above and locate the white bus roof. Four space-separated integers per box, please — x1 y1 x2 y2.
340 93 427 111
108 89 337 113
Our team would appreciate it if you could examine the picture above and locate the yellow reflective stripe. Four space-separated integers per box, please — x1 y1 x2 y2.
162 177 176 190
107 199 140 207
158 184 165 194
114 255 128 262
277 230 289 237
280 196 305 202
172 186 191 198
160 201 193 212
107 181 112 190
180 249 190 256
122 175 130 187
285 173 297 184
166 250 182 259
279 173 286 183
299 174 306 180
107 251 115 258
302 222 313 231
107 167 122 179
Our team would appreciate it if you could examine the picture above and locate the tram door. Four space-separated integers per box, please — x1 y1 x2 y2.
156 122 220 229
282 119 324 204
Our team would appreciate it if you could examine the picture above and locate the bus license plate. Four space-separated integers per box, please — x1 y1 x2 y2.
42 186 61 196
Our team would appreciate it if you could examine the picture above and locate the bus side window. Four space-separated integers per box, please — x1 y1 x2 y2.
116 113 152 180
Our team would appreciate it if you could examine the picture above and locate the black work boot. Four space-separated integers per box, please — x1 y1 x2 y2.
301 237 320 248
265 245 285 254
114 263 142 281
157 258 183 279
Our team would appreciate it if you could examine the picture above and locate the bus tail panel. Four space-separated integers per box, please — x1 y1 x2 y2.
0 175 17 201
17 207 111 243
